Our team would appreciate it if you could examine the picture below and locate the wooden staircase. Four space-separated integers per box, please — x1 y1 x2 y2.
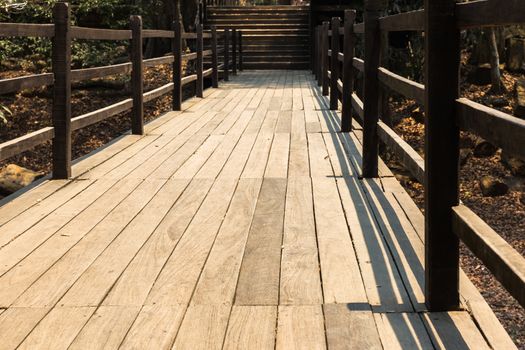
206 5 310 70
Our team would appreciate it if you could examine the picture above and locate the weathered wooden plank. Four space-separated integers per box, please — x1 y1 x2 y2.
0 23 54 38
324 304 382 350
264 133 290 178
71 26 131 40
235 178 287 305
379 10 425 32
222 306 277 350
378 67 425 104
373 312 433 349
0 307 50 350
276 306 326 350
0 127 54 162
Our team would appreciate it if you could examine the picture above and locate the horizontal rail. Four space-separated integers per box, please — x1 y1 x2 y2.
143 83 174 103
71 27 131 40
456 98 525 160
71 63 131 82
351 93 364 122
377 121 425 184
456 0 525 29
142 30 174 38
378 67 425 104
0 127 54 162
0 73 54 95
182 33 197 40
71 99 133 131
182 52 198 61
181 74 198 86
379 10 425 32
203 49 213 57
0 23 54 38
452 205 525 308
203 68 214 78
143 55 175 68
353 58 364 72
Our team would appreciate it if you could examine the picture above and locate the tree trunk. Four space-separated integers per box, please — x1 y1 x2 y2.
488 27 506 94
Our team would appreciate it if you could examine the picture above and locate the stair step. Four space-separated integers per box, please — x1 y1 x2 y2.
242 61 310 70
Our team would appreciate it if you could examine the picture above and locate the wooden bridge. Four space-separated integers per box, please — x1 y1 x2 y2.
0 1 524 349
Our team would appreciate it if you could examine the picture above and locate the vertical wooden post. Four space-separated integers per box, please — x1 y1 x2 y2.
52 2 72 179
224 29 230 81
317 26 322 86
173 20 183 111
341 10 356 132
232 28 237 75
424 0 461 311
321 21 330 96
130 16 144 135
330 17 340 110
196 23 204 98
211 26 219 88
238 31 243 71
362 0 383 178
313 26 318 78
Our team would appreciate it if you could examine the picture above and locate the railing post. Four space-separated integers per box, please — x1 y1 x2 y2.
341 10 356 132
322 21 330 96
196 23 204 98
313 26 318 78
238 31 243 71
362 0 383 178
224 29 230 82
232 28 237 75
173 20 183 111
330 17 341 111
211 26 219 88
317 26 322 86
424 0 461 311
130 15 144 135
52 2 72 179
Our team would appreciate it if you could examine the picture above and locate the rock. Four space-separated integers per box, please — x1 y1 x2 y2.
515 79 525 119
473 141 498 158
411 106 424 124
479 176 509 197
0 164 43 196
468 64 492 85
489 97 509 108
502 151 525 177
505 37 525 72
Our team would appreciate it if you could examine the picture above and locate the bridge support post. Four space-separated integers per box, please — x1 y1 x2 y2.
424 0 461 311
341 10 356 132
362 0 383 178
316 26 322 86
224 29 230 82
196 23 204 98
130 15 144 135
330 17 341 111
321 21 330 96
52 2 72 179
238 31 243 72
173 20 183 111
211 26 219 88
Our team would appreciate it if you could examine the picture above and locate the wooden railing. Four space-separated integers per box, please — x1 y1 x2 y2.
0 2 242 179
313 0 525 312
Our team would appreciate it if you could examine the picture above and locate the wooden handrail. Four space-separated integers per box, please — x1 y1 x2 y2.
313 4 525 316
0 2 242 178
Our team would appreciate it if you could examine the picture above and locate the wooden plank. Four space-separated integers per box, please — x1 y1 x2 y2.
70 26 131 40
0 23 54 38
324 304 382 350
171 135 224 179
308 132 333 177
222 306 277 350
276 306 326 350
17 307 96 349
120 305 186 349
312 177 368 304
288 132 310 177
71 99 133 131
0 179 92 249
0 179 116 278
172 305 230 350
145 178 238 306
280 177 322 305
378 67 425 104
264 133 290 178
69 306 141 350
335 176 413 311
10 179 162 308
373 312 433 349
0 73 53 95
379 10 425 32
56 179 190 307
0 307 50 350
235 178 287 305
322 132 356 177
191 178 262 305
103 179 214 306
455 0 525 28
241 133 273 179
421 312 490 349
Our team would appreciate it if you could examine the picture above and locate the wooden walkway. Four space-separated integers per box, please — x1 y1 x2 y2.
0 71 513 349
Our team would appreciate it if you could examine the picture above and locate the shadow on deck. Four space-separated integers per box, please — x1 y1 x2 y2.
0 71 512 349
